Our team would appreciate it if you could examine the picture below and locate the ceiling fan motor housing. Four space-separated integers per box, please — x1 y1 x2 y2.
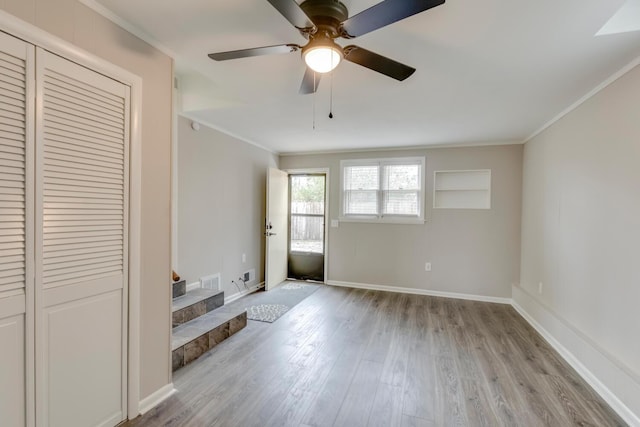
299 0 349 38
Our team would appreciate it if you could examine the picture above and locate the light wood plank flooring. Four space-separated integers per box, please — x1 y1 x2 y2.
124 285 626 427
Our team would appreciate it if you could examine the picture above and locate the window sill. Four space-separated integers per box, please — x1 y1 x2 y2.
338 217 426 225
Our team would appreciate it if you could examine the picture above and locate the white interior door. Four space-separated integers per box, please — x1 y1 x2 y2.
265 168 288 291
0 31 34 427
35 49 129 427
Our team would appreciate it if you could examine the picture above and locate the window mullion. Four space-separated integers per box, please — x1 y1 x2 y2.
378 162 383 219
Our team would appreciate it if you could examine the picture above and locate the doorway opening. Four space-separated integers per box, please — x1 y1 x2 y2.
288 174 326 282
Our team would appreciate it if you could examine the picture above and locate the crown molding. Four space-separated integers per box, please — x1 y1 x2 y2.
79 0 178 59
525 54 640 143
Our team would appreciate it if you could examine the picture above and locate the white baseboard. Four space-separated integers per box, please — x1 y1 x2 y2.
138 383 176 415
185 281 200 292
225 282 264 304
326 280 512 304
512 285 640 426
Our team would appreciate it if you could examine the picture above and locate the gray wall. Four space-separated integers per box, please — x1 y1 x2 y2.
280 144 523 299
519 64 640 416
1 0 174 400
177 116 278 295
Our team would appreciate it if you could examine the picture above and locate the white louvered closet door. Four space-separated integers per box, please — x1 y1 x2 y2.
0 32 33 427
35 49 129 427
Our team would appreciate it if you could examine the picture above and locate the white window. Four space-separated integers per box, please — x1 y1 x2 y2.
340 157 425 223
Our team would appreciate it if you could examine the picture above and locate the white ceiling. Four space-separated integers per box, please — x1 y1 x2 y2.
90 0 640 153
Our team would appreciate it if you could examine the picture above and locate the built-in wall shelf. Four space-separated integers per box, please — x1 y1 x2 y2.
433 170 491 209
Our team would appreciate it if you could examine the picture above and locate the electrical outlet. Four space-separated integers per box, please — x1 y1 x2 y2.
425 262 431 272
242 253 246 263
538 282 543 294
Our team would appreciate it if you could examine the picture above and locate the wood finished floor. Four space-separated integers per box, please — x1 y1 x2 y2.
124 285 626 427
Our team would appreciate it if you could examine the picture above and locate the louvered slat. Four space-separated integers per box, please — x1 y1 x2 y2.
43 260 122 278
45 142 124 165
45 137 124 160
0 241 25 251
43 249 122 265
0 80 24 97
44 170 123 187
44 152 123 172
43 243 123 258
0 254 23 264
45 126 124 150
0 221 24 229
43 119 123 145
45 190 123 200
46 71 123 106
44 218 121 227
0 274 24 286
44 107 123 138
43 229 123 240
45 185 122 196
41 62 126 289
44 214 122 222
0 46 26 292
44 100 123 132
42 271 121 290
45 89 123 120
0 107 25 123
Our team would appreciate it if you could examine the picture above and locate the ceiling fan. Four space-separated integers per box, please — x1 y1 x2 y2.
208 0 445 94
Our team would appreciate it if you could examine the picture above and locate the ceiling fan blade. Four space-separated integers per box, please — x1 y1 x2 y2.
266 0 316 30
208 44 300 61
343 45 416 81
299 67 322 94
340 0 445 38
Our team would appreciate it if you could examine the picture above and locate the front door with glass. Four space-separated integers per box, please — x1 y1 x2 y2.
288 174 325 282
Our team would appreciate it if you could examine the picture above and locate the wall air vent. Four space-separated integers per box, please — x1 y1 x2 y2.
200 273 221 291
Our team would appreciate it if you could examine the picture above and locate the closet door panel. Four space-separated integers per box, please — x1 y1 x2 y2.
36 50 129 427
44 289 123 427
0 311 26 427
0 32 33 427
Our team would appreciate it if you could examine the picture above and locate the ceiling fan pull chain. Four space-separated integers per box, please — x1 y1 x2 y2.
312 71 316 130
329 68 334 119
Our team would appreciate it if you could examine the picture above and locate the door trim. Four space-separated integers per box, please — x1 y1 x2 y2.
0 10 146 420
266 168 289 291
285 168 330 284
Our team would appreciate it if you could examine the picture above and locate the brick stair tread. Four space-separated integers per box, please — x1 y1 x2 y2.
172 288 223 313
171 305 246 351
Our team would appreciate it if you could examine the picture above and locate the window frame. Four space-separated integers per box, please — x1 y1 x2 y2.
339 157 426 224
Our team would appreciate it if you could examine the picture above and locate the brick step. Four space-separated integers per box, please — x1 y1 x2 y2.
172 280 186 299
171 307 247 371
172 288 224 328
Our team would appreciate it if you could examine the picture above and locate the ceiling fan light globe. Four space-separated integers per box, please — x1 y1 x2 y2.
304 46 342 73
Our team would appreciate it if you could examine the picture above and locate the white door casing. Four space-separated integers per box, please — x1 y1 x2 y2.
265 168 288 291
35 49 129 427
0 31 34 427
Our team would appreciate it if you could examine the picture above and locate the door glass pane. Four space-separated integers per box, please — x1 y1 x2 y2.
291 215 324 253
290 175 325 254
291 176 325 214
